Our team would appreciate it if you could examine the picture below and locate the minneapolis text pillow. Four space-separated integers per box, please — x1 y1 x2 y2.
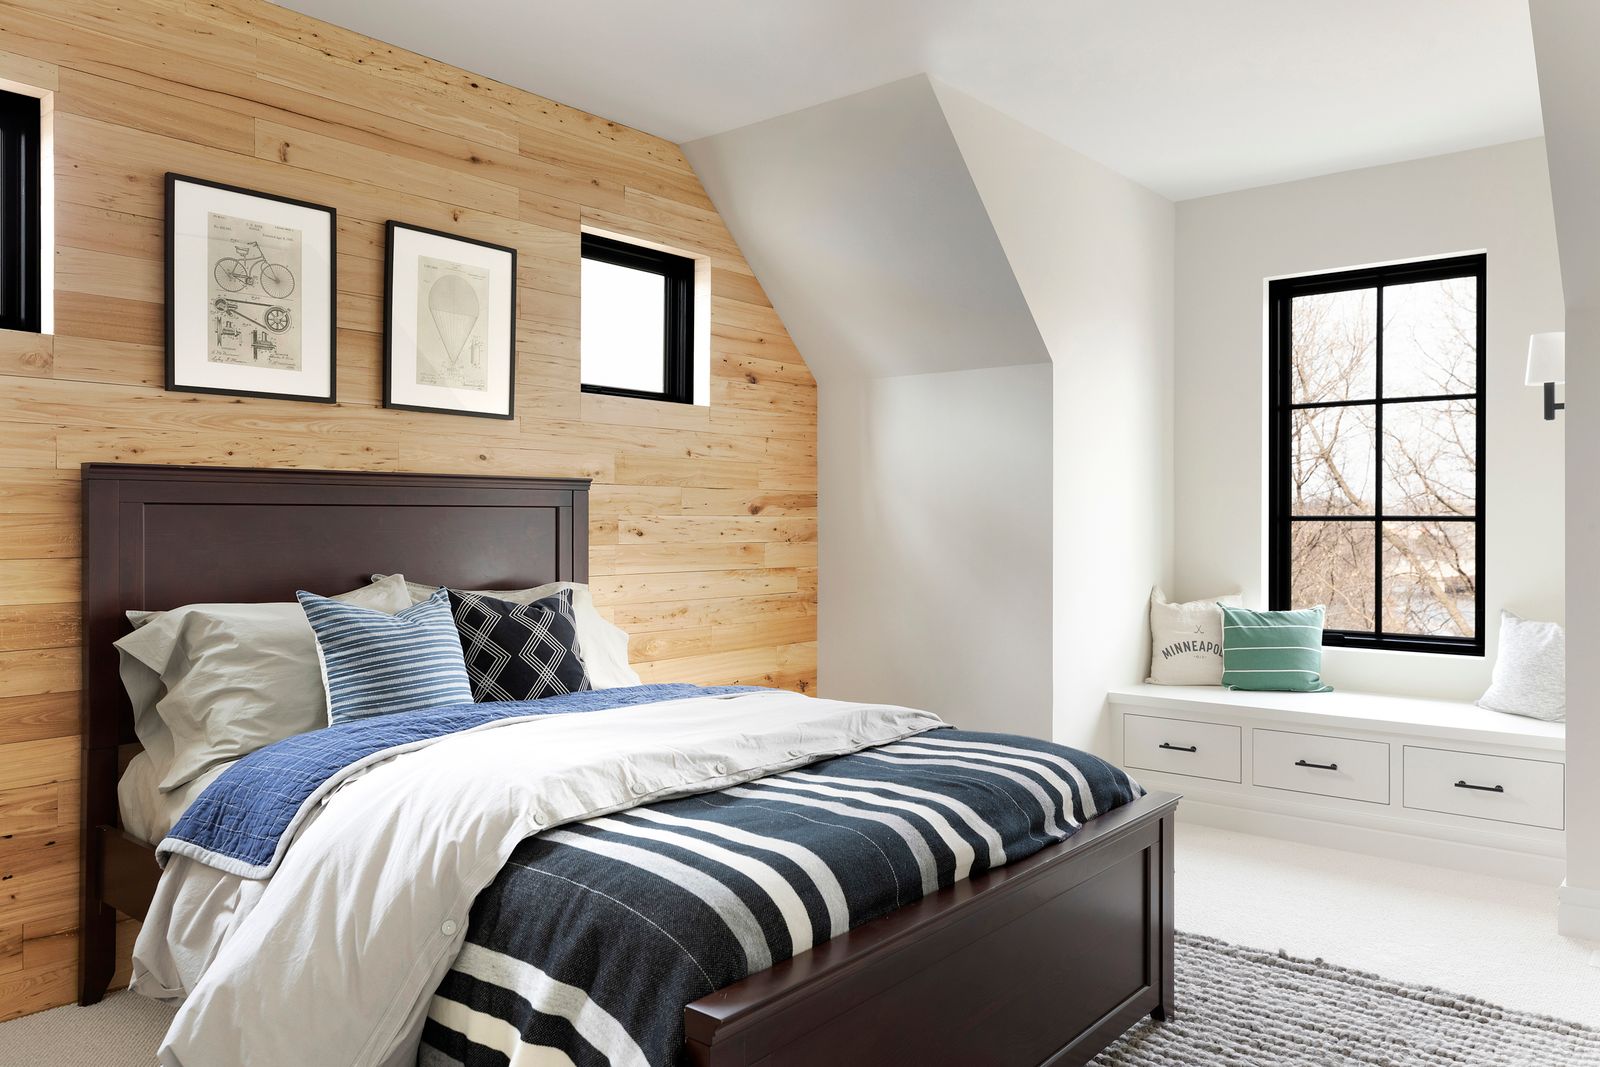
1220 605 1332 693
297 587 473 724
1477 610 1564 722
1148 587 1243 686
447 588 592 702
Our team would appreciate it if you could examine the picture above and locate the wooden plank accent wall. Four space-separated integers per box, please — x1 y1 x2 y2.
0 0 816 1020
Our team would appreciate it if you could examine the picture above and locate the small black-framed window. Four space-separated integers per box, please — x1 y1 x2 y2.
579 233 694 404
1268 253 1486 656
0 88 42 334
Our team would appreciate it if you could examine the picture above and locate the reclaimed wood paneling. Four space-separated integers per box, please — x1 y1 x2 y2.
0 0 816 1020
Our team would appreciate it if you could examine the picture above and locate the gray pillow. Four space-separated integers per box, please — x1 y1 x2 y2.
115 574 414 791
1477 610 1564 722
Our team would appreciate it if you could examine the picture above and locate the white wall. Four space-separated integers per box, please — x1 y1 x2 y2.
1173 139 1565 700
935 85 1176 753
685 77 1057 737
1529 0 1600 939
688 77 1175 749
820 364 1054 735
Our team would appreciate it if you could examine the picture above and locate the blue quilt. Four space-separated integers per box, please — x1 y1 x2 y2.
160 684 756 878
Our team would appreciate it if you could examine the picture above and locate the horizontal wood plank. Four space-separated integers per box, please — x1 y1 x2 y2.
0 0 815 1021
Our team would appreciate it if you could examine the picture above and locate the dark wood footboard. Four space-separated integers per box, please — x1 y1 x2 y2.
684 790 1178 1067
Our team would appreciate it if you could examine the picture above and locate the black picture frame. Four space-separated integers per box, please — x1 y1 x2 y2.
164 172 338 404
382 220 518 420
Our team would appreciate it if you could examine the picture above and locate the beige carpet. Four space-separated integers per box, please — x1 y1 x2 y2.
0 991 174 1067
1176 822 1600 1026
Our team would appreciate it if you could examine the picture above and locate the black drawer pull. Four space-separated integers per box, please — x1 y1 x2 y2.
1454 780 1504 793
1295 759 1339 771
1158 743 1197 753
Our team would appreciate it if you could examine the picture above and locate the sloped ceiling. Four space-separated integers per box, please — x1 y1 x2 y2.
279 0 1541 201
683 76 1050 383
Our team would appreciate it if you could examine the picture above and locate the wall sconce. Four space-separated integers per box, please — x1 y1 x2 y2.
1526 331 1565 421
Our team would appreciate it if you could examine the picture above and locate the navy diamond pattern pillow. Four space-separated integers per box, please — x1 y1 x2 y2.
447 588 592 703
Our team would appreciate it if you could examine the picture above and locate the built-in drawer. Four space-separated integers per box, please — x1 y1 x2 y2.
1123 713 1241 783
1403 746 1565 830
1251 728 1389 804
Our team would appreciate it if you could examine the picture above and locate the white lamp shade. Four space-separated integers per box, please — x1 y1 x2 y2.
1526 332 1566 386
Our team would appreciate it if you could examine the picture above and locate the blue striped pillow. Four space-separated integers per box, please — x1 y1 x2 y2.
297 587 473 724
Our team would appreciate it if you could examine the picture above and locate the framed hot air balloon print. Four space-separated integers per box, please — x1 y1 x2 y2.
165 173 337 402
382 221 517 419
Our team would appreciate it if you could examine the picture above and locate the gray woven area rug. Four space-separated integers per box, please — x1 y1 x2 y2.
1095 932 1600 1066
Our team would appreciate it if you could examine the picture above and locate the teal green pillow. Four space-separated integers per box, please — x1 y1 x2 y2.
1220 605 1333 693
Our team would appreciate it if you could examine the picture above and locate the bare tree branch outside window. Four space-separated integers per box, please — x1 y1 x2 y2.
1271 257 1484 652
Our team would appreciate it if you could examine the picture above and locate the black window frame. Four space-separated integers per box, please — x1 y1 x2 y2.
579 233 695 405
0 89 42 334
1268 252 1487 657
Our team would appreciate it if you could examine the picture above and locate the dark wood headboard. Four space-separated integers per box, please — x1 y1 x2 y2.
78 463 590 1002
81 463 590 752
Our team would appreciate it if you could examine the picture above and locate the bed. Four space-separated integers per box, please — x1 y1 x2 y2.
78 462 1178 1066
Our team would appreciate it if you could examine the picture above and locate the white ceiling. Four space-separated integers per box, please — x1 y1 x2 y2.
277 0 1543 200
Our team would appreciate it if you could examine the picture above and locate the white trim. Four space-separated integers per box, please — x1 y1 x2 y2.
1110 684 1568 892
1109 684 1564 751
1558 881 1600 942
1172 793 1565 885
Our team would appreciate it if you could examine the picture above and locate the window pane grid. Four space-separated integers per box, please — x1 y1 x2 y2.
1269 254 1485 655
1289 391 1476 411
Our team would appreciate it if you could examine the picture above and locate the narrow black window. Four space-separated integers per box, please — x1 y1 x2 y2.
579 233 694 404
0 89 41 333
1268 253 1486 655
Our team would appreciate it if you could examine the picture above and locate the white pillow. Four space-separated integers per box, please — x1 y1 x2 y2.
1477 610 1565 722
380 575 640 690
1148 586 1243 686
115 574 414 792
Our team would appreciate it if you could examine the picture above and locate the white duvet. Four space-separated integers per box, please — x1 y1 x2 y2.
148 689 945 1067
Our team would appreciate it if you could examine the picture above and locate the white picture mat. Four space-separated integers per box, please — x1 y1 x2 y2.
388 227 514 416
171 180 332 397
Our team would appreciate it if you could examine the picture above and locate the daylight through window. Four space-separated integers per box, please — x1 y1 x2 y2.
1268 254 1486 655
580 233 695 404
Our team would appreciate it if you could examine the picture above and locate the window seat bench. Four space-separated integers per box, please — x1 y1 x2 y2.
1107 684 1565 883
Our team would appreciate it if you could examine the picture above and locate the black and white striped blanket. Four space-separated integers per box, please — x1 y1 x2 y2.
417 729 1143 1066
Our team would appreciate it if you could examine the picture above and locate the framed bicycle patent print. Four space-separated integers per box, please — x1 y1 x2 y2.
383 221 517 419
165 173 337 402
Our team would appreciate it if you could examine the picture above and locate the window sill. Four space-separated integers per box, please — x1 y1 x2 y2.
1107 683 1564 751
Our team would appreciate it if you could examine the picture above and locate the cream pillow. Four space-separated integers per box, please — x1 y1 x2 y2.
1148 586 1243 686
1477 611 1565 722
116 574 413 791
381 575 640 690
